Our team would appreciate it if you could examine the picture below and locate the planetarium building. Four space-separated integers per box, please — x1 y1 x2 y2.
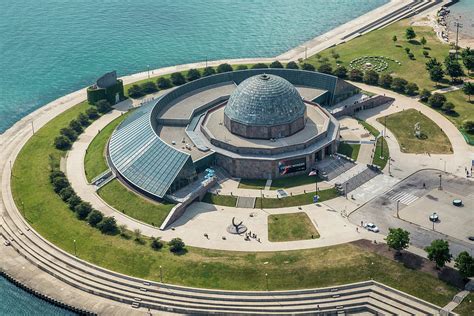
108 69 359 200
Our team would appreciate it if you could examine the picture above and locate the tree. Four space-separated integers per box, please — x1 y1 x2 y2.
52 176 69 193
236 65 248 70
60 127 77 141
333 66 347 78
186 68 201 81
170 72 186 86
392 35 397 44
405 82 419 96
128 84 144 98
141 81 158 94
420 36 427 47
133 229 143 243
97 217 118 234
348 69 364 82
251 63 268 69
363 70 379 85
408 53 415 60
86 107 99 120
59 187 75 202
286 61 299 69
428 66 444 85
462 54 474 75
379 73 393 88
428 93 446 108
425 239 452 269
74 201 93 220
87 210 103 227
216 63 233 73
464 120 474 134
202 67 216 77
462 82 474 101
156 77 172 89
422 50 429 58
67 195 82 210
391 77 408 93
77 113 90 127
444 56 464 82
96 99 112 114
385 228 410 255
405 27 416 40
419 89 432 102
454 251 474 279
269 60 283 68
317 63 332 74
301 63 315 71
54 135 71 150
331 50 340 60
168 237 185 253
405 47 411 54
151 237 164 250
50 170 66 183
442 102 455 113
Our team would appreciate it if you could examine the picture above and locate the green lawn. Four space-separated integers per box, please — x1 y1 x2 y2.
9 95 462 306
454 293 474 316
98 179 174 227
270 174 324 190
337 142 361 160
238 179 267 190
373 137 389 170
357 119 380 137
84 113 129 182
442 90 474 145
256 188 339 209
377 109 452 154
202 192 237 207
308 20 456 91
268 212 319 242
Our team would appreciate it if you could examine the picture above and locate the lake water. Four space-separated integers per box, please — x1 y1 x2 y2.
0 0 390 313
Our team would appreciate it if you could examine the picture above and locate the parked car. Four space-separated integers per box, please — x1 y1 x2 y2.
364 222 379 233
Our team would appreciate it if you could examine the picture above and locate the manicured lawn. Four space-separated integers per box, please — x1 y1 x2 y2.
270 174 324 190
268 212 319 242
454 293 474 316
98 179 174 227
337 142 361 160
377 109 452 154
9 99 461 305
442 90 474 145
238 179 267 190
202 192 237 207
256 188 339 209
357 119 380 137
308 20 456 91
84 113 129 182
373 137 389 170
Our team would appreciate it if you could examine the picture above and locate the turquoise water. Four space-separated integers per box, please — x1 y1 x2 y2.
449 0 474 38
0 0 389 133
0 276 75 315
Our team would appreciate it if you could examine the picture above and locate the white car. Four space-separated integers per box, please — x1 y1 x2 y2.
364 222 379 233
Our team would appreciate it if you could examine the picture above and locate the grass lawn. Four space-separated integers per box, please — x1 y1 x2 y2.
84 113 129 182
442 90 474 145
377 109 452 154
307 20 456 91
98 179 174 227
238 179 267 190
268 212 319 242
256 188 339 209
202 192 237 207
9 98 462 305
357 119 380 137
270 174 324 190
337 142 361 160
373 137 389 170
454 293 474 316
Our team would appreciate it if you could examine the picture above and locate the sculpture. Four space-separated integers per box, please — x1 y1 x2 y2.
226 217 248 234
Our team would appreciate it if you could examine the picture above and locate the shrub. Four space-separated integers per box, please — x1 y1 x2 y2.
59 187 75 202
141 81 158 94
54 135 71 150
363 70 379 85
186 68 201 81
96 99 112 114
391 77 408 93
251 63 268 69
216 63 233 73
405 82 419 96
151 237 164 250
405 27 416 40
60 127 78 142
87 209 103 227
97 217 118 234
128 84 145 98
269 61 284 68
333 66 347 78
464 120 474 134
170 72 186 86
50 170 65 183
420 36 427 46
428 93 446 108
69 119 83 134
236 65 248 70
423 50 429 58
52 176 69 193
74 201 93 220
77 113 90 127
168 237 185 253
286 61 299 69
348 69 364 82
301 63 315 71
86 107 99 120
419 89 431 102
405 47 411 54
379 74 393 88
202 67 216 77
156 77 172 89
442 102 455 113
67 195 82 210
408 53 415 60
317 63 332 74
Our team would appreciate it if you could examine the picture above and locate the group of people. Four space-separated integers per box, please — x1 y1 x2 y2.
244 230 260 243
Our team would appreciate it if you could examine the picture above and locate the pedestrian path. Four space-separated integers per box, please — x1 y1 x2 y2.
387 190 420 206
357 143 374 165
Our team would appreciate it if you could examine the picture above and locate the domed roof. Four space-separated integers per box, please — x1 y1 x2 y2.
224 74 305 126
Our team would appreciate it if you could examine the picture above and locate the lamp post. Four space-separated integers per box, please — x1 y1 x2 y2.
388 155 392 176
205 56 208 68
345 182 348 199
160 265 163 283
265 273 269 291
73 239 77 256
147 65 150 79
260 189 263 210
438 174 442 190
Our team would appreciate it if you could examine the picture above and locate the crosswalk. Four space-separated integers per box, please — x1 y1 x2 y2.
386 190 419 205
